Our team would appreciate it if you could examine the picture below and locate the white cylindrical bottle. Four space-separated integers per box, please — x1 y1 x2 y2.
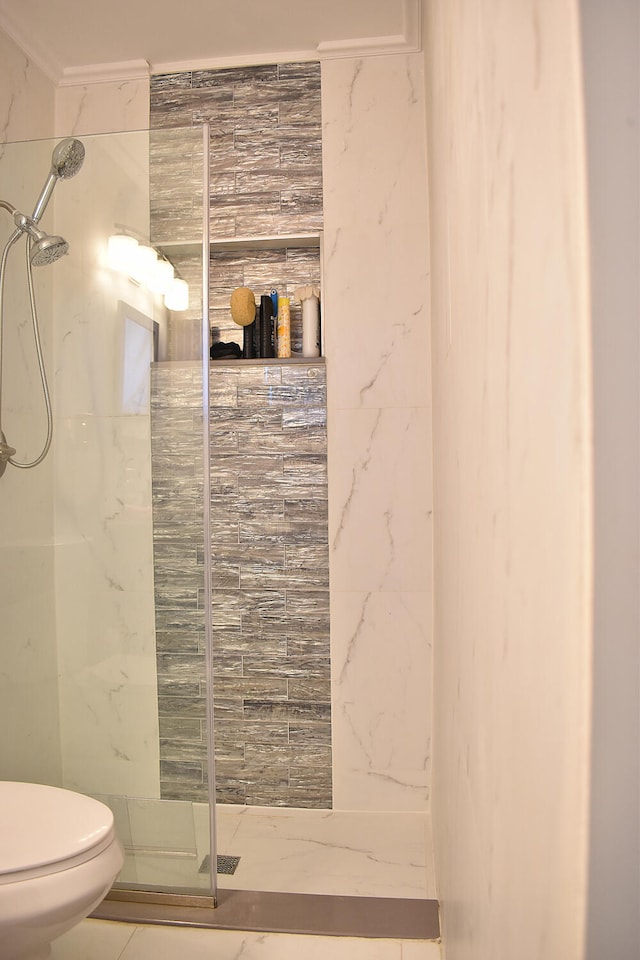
302 294 320 357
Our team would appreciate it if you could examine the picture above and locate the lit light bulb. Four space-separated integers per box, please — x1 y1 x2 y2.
164 277 189 311
148 258 175 295
107 234 138 271
130 244 158 284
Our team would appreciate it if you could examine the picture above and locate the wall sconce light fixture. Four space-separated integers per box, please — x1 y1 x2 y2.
107 233 188 312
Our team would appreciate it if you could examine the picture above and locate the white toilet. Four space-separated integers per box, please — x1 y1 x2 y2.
0 781 124 960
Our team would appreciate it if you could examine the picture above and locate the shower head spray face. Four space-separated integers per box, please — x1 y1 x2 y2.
10 211 69 266
51 138 85 180
31 137 85 223
30 233 69 266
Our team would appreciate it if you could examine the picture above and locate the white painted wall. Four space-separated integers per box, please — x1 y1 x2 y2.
423 1 593 957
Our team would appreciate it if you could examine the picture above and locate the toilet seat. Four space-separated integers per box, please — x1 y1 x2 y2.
0 781 117 884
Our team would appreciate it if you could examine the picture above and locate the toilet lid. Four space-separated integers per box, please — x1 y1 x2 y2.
0 781 115 877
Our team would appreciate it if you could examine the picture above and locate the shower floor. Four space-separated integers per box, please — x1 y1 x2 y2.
113 801 435 900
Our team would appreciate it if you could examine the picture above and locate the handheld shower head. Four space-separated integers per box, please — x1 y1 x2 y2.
31 137 85 223
10 210 69 266
30 233 69 266
51 138 85 180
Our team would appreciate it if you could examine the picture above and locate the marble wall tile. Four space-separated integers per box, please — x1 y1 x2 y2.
423 2 594 956
328 407 432 592
55 76 150 137
0 27 54 145
0 29 58 782
54 520 159 797
322 54 433 811
330 590 431 811
46 129 172 799
322 56 431 413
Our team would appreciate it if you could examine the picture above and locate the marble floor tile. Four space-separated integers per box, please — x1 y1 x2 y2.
400 942 442 960
51 919 137 959
122 926 404 960
53 921 441 960
215 808 430 898
115 803 435 900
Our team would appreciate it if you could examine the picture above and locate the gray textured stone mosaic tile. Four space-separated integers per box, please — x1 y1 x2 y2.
155 630 202 655
208 697 245 721
289 722 332 745
160 781 209 803
286 637 331 658
237 518 328 545
160 759 204 782
214 676 289 702
213 741 246 763
209 631 288 657
192 64 279 87
160 738 208 762
238 428 326 456
152 375 332 807
243 700 331 722
150 59 329 807
158 696 208 719
215 718 289 743
157 678 202 698
159 717 202 740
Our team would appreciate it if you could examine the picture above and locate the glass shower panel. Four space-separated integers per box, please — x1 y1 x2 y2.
0 128 214 897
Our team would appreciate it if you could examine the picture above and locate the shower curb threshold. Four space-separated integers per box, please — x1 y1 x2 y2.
92 889 440 941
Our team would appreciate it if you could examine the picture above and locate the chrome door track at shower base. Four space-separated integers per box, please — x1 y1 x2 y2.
92 889 440 941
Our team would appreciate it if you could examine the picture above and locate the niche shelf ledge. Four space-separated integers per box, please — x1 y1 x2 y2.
157 233 322 257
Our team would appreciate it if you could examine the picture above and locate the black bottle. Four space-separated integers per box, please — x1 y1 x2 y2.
259 295 275 358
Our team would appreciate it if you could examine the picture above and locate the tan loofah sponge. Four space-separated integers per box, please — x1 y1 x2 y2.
230 286 256 326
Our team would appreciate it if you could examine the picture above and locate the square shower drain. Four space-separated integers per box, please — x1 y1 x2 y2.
199 854 240 875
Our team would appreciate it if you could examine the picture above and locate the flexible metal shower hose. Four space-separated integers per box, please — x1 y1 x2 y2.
0 232 54 472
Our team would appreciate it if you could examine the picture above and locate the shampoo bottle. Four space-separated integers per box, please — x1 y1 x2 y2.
295 285 321 358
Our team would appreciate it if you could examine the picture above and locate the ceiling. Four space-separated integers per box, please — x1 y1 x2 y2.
0 0 420 83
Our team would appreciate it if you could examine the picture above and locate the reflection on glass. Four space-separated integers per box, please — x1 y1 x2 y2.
0 128 211 897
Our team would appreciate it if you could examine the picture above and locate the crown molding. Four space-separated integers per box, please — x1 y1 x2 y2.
1 0 420 85
403 0 422 51
59 60 150 87
318 0 420 58
151 48 320 76
316 33 415 59
152 0 420 77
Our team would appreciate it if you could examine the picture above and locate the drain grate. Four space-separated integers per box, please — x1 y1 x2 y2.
199 854 241 876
